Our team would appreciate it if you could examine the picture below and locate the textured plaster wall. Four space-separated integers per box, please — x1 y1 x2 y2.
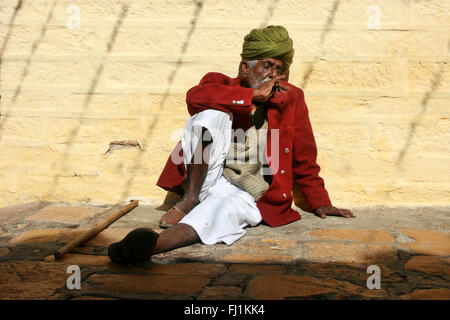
0 0 449 207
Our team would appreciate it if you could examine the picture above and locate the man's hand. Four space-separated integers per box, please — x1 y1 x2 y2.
252 74 288 103
314 206 356 219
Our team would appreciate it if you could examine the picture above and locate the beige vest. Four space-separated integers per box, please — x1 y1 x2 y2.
223 106 272 200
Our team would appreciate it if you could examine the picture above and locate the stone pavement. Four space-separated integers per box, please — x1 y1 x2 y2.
0 201 449 300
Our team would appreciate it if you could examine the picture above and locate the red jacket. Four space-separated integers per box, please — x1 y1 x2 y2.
157 72 332 227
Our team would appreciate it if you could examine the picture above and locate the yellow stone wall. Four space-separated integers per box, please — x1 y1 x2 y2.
1 0 449 208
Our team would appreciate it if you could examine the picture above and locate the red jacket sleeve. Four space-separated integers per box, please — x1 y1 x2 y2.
292 89 332 211
186 72 254 115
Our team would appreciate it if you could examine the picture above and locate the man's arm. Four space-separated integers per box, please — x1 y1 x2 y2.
158 127 212 228
186 73 254 115
176 127 212 214
186 72 286 115
292 90 355 219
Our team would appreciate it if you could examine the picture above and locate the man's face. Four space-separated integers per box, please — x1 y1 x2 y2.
240 58 284 89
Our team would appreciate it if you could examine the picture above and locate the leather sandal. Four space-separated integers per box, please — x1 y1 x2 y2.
108 228 159 265
159 206 186 229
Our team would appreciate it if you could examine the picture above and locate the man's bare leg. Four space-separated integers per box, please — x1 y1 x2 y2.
151 223 200 255
109 127 212 264
108 222 200 264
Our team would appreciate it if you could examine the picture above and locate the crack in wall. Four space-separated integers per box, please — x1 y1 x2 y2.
105 140 142 155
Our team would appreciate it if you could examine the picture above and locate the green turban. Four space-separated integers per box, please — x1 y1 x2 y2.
241 25 294 72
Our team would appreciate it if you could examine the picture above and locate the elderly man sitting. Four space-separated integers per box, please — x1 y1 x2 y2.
108 26 355 264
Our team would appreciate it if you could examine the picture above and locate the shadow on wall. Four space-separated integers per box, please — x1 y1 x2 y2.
0 0 23 62
259 0 280 28
45 4 129 200
0 0 25 140
299 0 341 89
118 0 204 202
396 66 444 165
0 1 58 142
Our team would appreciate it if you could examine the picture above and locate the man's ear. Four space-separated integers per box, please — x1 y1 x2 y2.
240 60 250 78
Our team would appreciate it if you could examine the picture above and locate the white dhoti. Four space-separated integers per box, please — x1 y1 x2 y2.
178 110 262 245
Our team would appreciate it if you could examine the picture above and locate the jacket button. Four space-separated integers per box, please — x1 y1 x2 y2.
284 148 289 153
281 170 285 175
282 193 287 199
232 100 236 104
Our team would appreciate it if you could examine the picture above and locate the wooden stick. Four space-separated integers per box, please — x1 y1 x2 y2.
53 200 139 259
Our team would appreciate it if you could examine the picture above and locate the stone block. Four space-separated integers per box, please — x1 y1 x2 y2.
183 28 247 57
10 228 68 244
400 228 450 256
73 0 200 23
408 62 450 92
26 204 105 223
400 288 450 300
0 25 33 55
202 0 275 24
408 0 450 26
304 242 395 264
197 286 243 300
44 117 143 144
221 237 296 264
8 175 54 203
405 255 450 275
292 61 353 91
0 202 47 226
100 60 237 88
0 145 61 169
54 253 111 266
334 0 411 27
246 274 361 299
350 61 403 90
35 26 97 56
71 296 117 300
221 253 292 264
62 93 145 114
0 91 64 111
0 1 56 26
226 264 285 275
143 263 225 277
84 273 210 297
399 156 450 184
354 30 443 57
293 30 358 57
1 60 91 87
0 261 69 299
308 228 395 243
0 247 10 257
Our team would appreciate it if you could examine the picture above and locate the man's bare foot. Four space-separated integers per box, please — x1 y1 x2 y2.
174 195 199 214
159 195 199 228
159 207 185 228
